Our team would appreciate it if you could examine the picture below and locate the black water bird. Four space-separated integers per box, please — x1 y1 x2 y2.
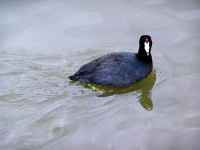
69 35 153 86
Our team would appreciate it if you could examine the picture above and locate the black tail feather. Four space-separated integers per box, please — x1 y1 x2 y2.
69 75 78 81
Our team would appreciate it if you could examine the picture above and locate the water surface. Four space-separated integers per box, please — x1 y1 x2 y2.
1 0 200 150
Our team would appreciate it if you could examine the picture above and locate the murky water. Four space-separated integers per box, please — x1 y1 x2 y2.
1 0 200 150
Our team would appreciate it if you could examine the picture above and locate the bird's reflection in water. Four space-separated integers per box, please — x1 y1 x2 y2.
80 70 156 111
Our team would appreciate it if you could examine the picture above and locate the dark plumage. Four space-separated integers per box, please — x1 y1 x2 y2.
69 35 153 86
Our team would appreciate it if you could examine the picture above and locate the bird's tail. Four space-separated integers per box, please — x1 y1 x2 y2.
68 74 78 81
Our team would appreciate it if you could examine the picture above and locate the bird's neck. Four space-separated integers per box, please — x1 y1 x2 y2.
137 48 152 63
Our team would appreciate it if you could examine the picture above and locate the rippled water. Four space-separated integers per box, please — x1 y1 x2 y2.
1 0 200 150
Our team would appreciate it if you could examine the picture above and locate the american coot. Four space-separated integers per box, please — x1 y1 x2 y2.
69 35 153 86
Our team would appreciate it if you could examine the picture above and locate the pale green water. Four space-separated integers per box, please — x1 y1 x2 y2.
1 0 200 150
80 70 156 110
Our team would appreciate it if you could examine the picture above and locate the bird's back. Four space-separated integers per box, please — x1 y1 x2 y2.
70 52 152 86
